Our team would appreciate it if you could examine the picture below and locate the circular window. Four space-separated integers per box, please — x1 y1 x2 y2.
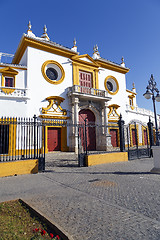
104 76 119 95
41 60 65 85
46 68 58 80
107 81 113 91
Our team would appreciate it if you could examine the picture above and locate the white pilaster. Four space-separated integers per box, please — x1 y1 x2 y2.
103 101 112 149
74 97 79 153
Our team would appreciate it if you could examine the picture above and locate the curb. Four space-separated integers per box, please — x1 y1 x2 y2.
19 199 74 240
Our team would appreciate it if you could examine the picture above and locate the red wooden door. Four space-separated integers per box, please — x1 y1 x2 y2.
79 109 96 151
143 129 148 145
79 71 92 94
132 129 136 146
110 129 118 147
47 127 61 151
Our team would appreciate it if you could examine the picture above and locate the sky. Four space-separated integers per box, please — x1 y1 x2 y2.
1 0 160 113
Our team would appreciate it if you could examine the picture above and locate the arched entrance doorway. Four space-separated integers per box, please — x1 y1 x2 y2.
79 109 96 151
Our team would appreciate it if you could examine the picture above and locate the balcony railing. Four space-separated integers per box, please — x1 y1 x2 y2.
68 85 109 99
0 87 29 100
0 52 14 64
126 104 154 117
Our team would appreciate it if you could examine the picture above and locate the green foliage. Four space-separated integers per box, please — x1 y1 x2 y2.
0 200 61 240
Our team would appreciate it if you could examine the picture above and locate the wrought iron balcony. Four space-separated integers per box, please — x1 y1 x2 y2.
0 87 29 100
68 85 111 101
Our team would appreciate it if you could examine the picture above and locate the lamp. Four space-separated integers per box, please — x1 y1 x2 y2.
155 92 160 102
143 89 152 99
143 74 160 146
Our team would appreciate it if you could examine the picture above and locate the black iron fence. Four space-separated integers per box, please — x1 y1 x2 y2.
78 117 154 164
0 117 45 171
0 115 154 170
77 116 125 166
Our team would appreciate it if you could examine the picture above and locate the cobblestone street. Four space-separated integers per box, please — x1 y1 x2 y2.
0 155 160 240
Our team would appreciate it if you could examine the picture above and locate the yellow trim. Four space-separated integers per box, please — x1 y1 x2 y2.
95 59 130 74
71 54 99 88
128 95 135 110
12 36 77 64
41 96 69 119
1 87 15 94
86 152 128 166
108 119 119 123
95 69 99 89
0 64 27 70
126 89 137 95
142 126 149 146
71 54 100 67
0 159 38 177
108 104 120 121
44 124 68 153
104 76 119 95
1 74 15 87
39 115 69 119
0 67 18 75
41 60 65 85
129 124 139 147
109 126 120 147
153 129 156 144
0 67 18 94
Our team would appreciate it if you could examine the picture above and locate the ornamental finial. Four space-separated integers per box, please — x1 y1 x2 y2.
121 56 125 67
41 25 50 41
93 44 98 53
121 56 124 64
28 21 32 31
73 38 76 47
132 82 136 93
43 25 47 33
92 44 100 59
71 38 77 52
27 21 37 37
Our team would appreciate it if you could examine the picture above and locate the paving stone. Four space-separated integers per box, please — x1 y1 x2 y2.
0 155 160 239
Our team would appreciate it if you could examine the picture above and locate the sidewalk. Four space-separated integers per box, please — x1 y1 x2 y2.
0 157 160 240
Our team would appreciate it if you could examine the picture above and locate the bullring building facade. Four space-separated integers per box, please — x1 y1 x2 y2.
0 23 155 153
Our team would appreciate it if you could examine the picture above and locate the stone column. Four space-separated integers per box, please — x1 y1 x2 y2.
74 97 79 153
103 101 112 150
69 96 75 152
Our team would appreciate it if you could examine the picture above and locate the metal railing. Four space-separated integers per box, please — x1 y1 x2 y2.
68 85 108 98
0 117 43 162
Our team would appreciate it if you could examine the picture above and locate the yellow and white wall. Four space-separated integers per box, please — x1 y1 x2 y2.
0 26 157 151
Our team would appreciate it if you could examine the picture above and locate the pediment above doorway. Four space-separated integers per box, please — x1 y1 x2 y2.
71 54 99 67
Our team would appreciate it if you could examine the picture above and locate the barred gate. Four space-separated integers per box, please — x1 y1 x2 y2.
126 123 151 160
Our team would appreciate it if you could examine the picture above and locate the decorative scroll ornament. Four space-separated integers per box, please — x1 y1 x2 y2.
108 104 120 122
40 96 69 119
